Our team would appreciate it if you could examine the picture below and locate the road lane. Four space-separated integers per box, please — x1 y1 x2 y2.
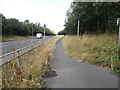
1 37 52 55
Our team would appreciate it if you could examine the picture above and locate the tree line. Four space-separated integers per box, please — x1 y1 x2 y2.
0 14 55 36
58 2 120 35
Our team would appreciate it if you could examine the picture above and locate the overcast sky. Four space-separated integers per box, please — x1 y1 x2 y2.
0 0 72 34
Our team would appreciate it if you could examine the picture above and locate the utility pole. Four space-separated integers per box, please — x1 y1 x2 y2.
77 20 80 36
32 24 33 36
44 24 46 39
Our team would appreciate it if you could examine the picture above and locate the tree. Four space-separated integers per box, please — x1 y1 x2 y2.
64 2 120 35
1 14 55 36
58 30 66 35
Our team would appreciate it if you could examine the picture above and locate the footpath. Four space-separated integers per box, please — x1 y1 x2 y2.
46 39 118 88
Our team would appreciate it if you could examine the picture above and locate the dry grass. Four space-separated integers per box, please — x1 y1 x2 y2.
2 35 36 42
62 34 119 76
2 36 62 88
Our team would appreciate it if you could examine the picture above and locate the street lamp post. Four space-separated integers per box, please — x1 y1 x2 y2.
77 20 80 36
44 24 46 39
44 27 45 39
32 24 33 36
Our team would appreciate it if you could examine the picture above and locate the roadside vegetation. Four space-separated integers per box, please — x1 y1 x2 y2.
62 2 120 35
2 36 62 88
2 35 36 42
0 13 55 37
62 34 119 76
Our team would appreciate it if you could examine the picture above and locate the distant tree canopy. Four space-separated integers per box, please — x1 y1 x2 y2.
64 2 120 35
0 14 55 36
58 30 66 35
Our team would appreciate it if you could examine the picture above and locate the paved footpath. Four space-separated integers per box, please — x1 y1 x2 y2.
46 39 118 88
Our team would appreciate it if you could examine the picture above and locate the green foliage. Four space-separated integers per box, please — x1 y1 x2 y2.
1 13 55 36
64 2 120 35
58 30 66 35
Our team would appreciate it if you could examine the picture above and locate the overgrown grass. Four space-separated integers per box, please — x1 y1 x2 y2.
2 35 36 42
62 34 119 76
2 36 62 88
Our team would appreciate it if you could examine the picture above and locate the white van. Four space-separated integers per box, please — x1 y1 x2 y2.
36 33 42 39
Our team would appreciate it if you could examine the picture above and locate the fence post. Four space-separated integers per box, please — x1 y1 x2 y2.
12 48 19 67
17 51 20 67
12 48 16 65
31 45 33 50
37 42 39 47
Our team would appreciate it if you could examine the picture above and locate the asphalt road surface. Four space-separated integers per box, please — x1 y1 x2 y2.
46 39 118 88
1 37 52 55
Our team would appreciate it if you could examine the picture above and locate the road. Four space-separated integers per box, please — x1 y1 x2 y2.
1 37 52 55
46 39 118 88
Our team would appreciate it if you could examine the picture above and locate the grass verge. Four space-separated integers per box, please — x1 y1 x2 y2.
2 36 62 88
62 34 119 76
2 35 36 42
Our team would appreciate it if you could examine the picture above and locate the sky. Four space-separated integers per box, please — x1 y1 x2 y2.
0 0 73 34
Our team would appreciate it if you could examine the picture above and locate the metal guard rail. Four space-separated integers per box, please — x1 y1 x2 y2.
0 38 52 66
